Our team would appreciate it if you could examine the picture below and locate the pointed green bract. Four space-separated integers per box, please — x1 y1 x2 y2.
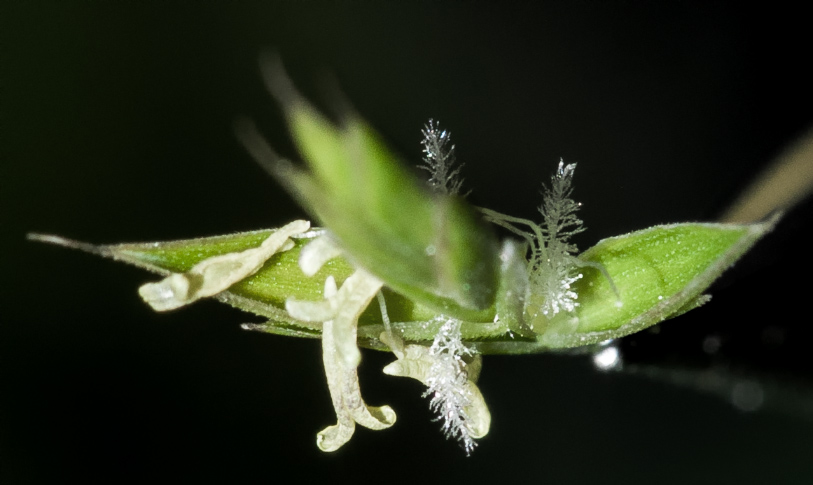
111 229 341 305
561 223 763 340
93 216 774 354
475 219 774 353
279 99 500 321
94 228 510 346
103 230 434 330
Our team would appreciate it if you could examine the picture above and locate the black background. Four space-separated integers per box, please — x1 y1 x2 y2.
3 2 813 483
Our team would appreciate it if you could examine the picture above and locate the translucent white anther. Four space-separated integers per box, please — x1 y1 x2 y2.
285 297 336 322
299 235 343 276
382 319 491 454
286 268 383 368
316 276 396 452
139 220 310 311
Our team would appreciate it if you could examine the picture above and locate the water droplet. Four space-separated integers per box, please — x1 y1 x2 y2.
593 344 622 371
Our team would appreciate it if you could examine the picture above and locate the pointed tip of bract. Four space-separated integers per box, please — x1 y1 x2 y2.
251 56 501 321
234 115 320 211
259 50 299 109
27 233 112 258
233 117 282 170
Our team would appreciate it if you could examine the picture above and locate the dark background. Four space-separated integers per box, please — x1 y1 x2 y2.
3 2 813 483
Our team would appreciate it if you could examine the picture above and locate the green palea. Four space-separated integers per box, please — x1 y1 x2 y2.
30 60 775 454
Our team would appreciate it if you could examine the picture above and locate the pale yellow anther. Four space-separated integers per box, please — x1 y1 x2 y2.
139 220 310 311
276 233 397 451
381 339 434 380
316 276 396 452
383 339 491 444
298 235 343 277
462 383 491 439
287 268 383 368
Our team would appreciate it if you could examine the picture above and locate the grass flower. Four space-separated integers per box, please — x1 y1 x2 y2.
28 58 778 454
